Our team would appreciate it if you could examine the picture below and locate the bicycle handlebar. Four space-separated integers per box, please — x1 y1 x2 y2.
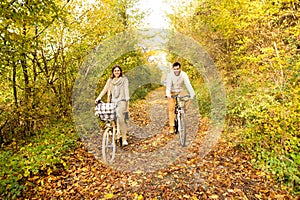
96 99 127 105
165 95 191 99
173 95 190 99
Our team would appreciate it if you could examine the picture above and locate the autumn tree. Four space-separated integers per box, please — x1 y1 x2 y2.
0 0 143 144
168 0 300 193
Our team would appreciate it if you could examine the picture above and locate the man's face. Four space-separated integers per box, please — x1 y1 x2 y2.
173 65 181 76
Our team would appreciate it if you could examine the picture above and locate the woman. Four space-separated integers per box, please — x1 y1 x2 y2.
95 65 130 146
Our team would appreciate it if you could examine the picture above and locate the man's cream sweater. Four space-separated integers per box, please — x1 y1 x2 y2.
165 71 195 97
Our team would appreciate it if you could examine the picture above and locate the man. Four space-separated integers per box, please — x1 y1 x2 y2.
165 62 195 134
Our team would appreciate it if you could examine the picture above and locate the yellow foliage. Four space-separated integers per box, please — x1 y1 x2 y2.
104 193 114 199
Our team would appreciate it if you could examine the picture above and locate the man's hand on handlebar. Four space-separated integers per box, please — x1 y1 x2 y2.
165 95 192 100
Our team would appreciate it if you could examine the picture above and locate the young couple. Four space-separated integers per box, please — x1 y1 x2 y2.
95 62 195 146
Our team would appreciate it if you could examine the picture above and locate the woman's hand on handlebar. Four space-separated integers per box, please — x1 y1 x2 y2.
95 98 101 104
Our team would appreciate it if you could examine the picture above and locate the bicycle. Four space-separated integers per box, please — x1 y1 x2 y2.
95 100 125 164
169 94 190 147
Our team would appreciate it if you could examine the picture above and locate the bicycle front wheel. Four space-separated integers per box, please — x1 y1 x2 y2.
102 127 116 164
177 111 186 146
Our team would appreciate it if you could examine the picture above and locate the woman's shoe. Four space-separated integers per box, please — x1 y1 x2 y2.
122 140 128 146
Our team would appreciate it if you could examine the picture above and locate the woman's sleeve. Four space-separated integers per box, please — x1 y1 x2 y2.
124 77 130 101
97 79 110 99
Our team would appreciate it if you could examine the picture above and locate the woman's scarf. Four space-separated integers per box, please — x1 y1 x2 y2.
110 77 125 99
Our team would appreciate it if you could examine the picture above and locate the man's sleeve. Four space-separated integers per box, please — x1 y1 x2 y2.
183 73 195 98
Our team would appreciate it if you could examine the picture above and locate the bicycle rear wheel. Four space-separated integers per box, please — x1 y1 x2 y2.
102 127 116 164
177 111 186 146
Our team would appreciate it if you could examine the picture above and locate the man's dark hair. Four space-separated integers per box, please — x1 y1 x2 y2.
173 62 181 68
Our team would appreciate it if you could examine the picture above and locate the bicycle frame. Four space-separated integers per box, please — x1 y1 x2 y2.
174 96 185 114
104 119 120 140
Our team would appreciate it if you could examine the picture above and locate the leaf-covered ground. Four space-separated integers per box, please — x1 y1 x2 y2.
21 88 294 199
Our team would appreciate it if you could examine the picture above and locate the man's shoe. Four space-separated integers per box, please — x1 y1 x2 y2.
122 140 128 146
169 126 175 134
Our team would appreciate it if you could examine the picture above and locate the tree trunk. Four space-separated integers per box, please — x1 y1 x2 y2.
20 24 31 136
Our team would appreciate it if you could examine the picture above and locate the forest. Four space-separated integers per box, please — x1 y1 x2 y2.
0 0 299 199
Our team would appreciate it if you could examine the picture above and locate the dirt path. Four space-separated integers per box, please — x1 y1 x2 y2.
21 87 294 199
82 87 201 172
113 87 201 172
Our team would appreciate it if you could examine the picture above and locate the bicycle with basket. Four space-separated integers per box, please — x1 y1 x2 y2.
95 100 122 164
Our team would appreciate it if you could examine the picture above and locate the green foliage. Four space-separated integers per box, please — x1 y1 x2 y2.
184 62 211 116
170 0 300 194
0 121 78 199
238 84 300 183
0 0 144 145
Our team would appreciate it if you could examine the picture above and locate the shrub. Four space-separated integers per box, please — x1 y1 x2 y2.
0 121 78 199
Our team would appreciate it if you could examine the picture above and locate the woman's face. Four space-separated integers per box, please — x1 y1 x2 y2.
113 67 121 78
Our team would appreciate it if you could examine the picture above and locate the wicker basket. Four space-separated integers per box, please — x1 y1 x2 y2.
95 103 117 121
